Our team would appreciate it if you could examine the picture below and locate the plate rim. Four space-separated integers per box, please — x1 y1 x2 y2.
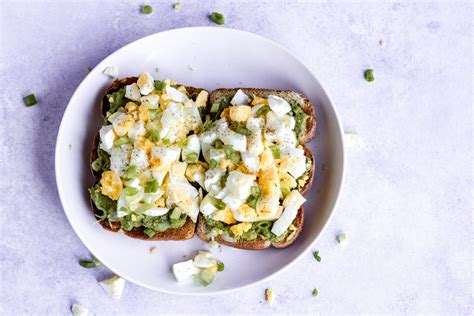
55 26 345 295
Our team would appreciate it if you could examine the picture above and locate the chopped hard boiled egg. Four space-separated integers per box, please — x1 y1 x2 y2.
99 125 116 153
140 94 160 109
230 89 249 105
229 105 251 122
195 90 209 109
172 260 200 282
267 95 291 116
166 85 189 102
271 190 306 236
193 251 217 268
112 113 134 137
225 171 255 200
143 207 169 216
172 251 223 286
71 304 89 316
212 208 237 224
102 66 118 78
127 121 146 141
200 194 218 216
99 275 126 300
100 170 122 200
137 72 154 95
125 83 141 101
229 222 252 237
241 151 259 172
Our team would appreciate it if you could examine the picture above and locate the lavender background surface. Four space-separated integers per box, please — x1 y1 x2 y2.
0 1 472 314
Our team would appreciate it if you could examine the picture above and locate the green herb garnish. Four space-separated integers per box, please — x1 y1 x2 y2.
213 139 224 149
148 128 160 142
209 159 218 169
312 250 321 262
210 12 225 25
169 207 182 220
154 80 166 90
107 87 126 114
23 94 37 107
113 136 129 147
163 139 171 145
229 121 249 136
144 180 158 193
126 165 137 179
255 105 270 117
269 145 280 159
336 233 347 244
79 257 101 269
185 152 199 163
123 187 139 196
312 288 318 297
141 5 153 14
364 69 374 82
217 262 225 272
210 196 226 210
144 228 156 237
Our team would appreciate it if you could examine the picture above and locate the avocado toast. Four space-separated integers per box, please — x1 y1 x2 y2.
195 88 316 249
89 74 209 240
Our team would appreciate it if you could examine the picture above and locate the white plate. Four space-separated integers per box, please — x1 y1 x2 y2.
55 27 344 295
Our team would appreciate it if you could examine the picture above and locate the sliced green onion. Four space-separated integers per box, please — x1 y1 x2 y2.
209 159 218 169
312 288 318 297
141 5 153 14
229 152 241 164
113 136 129 147
280 186 290 197
144 180 158 193
223 144 234 157
217 262 225 272
126 165 137 178
269 145 280 159
185 152 199 163
144 228 156 238
91 158 102 172
312 250 321 262
364 69 374 82
246 195 257 209
79 258 101 269
163 139 171 145
203 115 212 131
197 269 216 286
229 121 249 136
149 128 160 142
209 12 225 25
169 207 182 220
257 221 272 229
255 105 270 117
210 197 226 210
219 174 228 188
213 139 224 149
23 94 37 107
154 80 166 90
123 187 139 196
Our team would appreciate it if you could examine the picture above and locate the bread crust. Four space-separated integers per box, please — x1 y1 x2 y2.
89 78 206 240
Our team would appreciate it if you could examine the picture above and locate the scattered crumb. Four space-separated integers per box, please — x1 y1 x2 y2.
188 65 195 71
149 247 157 254
336 232 347 245
182 255 186 258
379 39 384 46
173 2 183 10
155 67 160 73
87 66 93 73
102 66 118 78
265 288 274 305
312 288 318 297
208 240 219 249
322 163 327 171
238 81 243 84
43 116 49 122
344 132 364 148
69 144 72 150
71 303 89 316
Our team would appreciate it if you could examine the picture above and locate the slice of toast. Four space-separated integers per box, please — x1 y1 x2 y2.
209 88 316 144
89 77 207 240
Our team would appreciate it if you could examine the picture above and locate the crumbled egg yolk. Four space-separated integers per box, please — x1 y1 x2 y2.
113 114 135 136
230 222 252 237
212 209 237 224
259 149 274 169
125 102 138 113
265 288 274 304
220 108 230 119
251 96 268 106
185 163 205 182
219 159 234 170
229 105 251 122
258 167 279 197
134 137 154 154
279 171 297 189
138 104 150 122
194 90 209 108
100 170 122 200
236 204 257 221
155 197 165 207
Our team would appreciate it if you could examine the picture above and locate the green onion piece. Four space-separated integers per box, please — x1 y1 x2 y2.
149 128 160 142
123 187 139 196
113 136 129 147
169 207 182 220
229 152 241 164
210 197 226 210
142 5 153 14
126 165 137 178
210 12 225 25
219 174 228 188
257 221 272 229
185 152 199 163
91 158 102 172
312 250 321 262
255 105 270 117
364 69 374 82
163 139 171 145
79 258 101 269
144 228 156 238
246 195 257 209
229 121 249 136
209 160 218 169
223 144 234 157
217 262 225 272
213 139 224 149
154 80 166 90
312 288 318 297
269 145 280 159
144 180 158 193
23 94 37 107
203 115 212 131
251 186 260 196
280 186 290 197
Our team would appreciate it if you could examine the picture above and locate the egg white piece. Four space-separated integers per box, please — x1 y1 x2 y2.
193 251 217 268
200 194 218 216
125 83 141 101
143 207 169 217
130 148 149 171
209 148 226 163
215 118 247 152
137 72 154 95
102 66 118 78
140 94 160 109
127 121 146 141
112 113 134 137
142 189 165 204
124 177 141 189
271 190 306 236
204 168 224 192
246 117 265 156
99 275 126 300
182 134 201 160
172 260 200 282
230 89 249 105
222 194 245 211
71 304 89 316
107 111 122 124
110 144 131 177
267 95 291 116
241 151 260 172
99 125 115 153
166 86 189 102
224 171 256 200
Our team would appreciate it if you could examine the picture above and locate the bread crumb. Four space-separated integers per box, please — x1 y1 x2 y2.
188 65 195 71
336 232 347 245
173 3 183 10
149 246 157 254
155 67 160 73
265 288 274 304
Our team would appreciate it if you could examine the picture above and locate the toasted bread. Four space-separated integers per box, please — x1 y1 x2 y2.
89 77 207 240
195 207 304 250
209 88 316 144
301 145 315 195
